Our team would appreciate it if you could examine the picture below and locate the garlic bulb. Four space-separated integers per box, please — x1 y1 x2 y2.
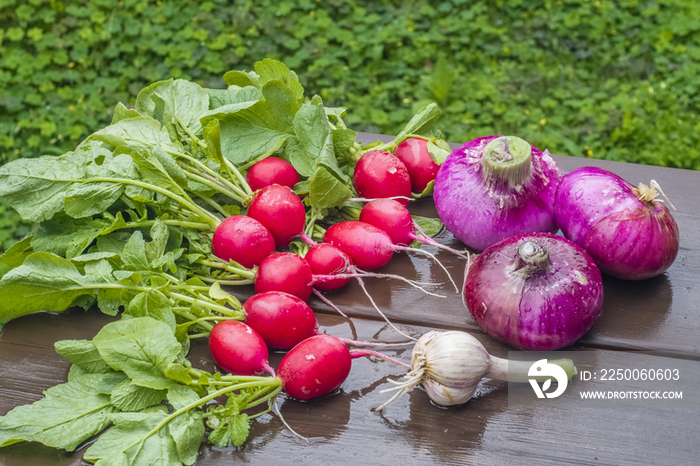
374 330 576 410
412 330 490 397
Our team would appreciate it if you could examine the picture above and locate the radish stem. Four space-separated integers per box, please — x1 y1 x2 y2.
311 288 348 318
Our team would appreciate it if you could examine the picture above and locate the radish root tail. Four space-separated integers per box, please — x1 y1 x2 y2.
339 337 414 349
350 268 446 298
412 221 470 258
355 275 417 341
349 349 412 369
274 398 308 443
395 245 460 293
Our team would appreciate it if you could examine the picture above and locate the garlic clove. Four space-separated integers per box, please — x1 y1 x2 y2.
422 378 478 406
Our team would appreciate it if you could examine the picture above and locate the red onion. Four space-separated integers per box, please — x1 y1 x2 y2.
463 232 603 351
433 135 562 251
555 166 679 280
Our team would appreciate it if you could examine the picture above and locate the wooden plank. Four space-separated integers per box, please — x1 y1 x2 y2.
1 311 698 466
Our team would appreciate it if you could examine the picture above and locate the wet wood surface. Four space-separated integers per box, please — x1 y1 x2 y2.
2 133 699 465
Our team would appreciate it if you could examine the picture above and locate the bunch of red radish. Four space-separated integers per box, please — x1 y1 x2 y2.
206 137 449 402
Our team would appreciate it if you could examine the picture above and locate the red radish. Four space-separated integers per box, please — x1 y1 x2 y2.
321 221 450 337
243 290 415 350
278 334 352 400
305 242 442 295
275 335 413 401
322 220 457 286
254 252 313 301
359 198 415 245
393 138 440 193
247 184 306 248
305 243 353 291
323 221 395 270
212 215 275 269
250 245 435 337
243 291 319 350
246 157 300 192
249 232 441 341
303 239 442 339
353 150 412 207
359 198 466 257
208 321 275 376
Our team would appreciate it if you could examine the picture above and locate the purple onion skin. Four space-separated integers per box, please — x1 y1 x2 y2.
433 135 562 251
464 232 604 351
555 167 679 280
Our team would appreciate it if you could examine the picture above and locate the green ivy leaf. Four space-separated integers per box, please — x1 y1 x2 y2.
422 56 455 101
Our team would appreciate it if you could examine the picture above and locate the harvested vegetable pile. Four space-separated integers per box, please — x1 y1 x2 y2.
0 58 451 464
0 57 681 466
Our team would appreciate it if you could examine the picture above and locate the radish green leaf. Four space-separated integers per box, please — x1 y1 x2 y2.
93 317 182 390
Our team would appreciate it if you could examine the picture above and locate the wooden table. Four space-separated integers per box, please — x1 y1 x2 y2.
2 133 699 465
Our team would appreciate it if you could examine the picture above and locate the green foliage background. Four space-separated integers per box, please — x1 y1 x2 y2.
1 0 699 249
